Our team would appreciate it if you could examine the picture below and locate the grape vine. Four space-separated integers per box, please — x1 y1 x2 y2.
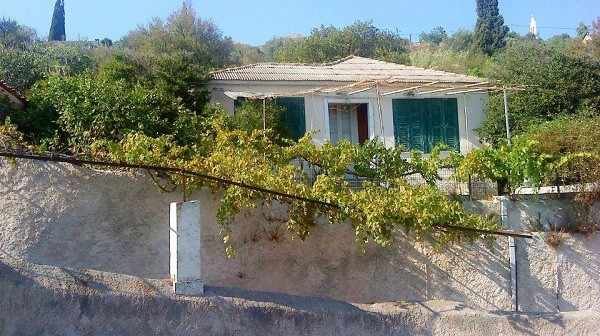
91 115 498 257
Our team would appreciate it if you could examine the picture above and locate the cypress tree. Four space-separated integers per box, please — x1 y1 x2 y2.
473 0 509 55
48 0 65 41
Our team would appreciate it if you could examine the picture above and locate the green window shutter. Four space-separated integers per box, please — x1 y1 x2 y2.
393 99 426 152
393 98 459 153
443 99 460 151
428 99 445 152
392 100 411 149
276 97 306 141
408 101 426 152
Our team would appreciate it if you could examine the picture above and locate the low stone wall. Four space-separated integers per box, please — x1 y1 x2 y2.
1 159 599 313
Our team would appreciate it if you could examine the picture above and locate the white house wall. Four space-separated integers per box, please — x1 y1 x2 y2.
207 82 487 153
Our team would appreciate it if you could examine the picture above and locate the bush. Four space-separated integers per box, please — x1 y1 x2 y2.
231 100 286 135
0 119 26 150
478 40 600 143
14 74 201 152
525 116 600 155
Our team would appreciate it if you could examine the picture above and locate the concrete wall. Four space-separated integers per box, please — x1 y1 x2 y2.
207 81 486 153
1 159 599 313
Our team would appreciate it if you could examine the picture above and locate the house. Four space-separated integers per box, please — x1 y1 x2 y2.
0 80 27 118
208 56 493 154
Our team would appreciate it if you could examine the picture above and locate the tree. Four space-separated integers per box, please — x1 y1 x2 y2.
271 21 410 64
546 34 574 51
577 22 590 39
99 38 113 47
231 43 265 65
473 0 509 55
0 42 95 91
121 2 234 113
48 0 66 41
262 36 303 61
0 18 37 49
419 26 448 46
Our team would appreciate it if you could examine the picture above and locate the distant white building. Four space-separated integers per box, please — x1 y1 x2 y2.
529 16 538 38
208 56 493 154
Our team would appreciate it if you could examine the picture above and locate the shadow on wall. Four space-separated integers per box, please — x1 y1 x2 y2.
196 197 513 310
2 160 600 313
0 160 512 311
0 254 425 336
509 197 600 313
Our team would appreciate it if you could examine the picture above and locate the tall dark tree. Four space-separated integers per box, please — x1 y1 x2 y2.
472 0 509 55
48 0 65 41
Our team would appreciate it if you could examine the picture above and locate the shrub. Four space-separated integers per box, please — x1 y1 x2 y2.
478 40 600 143
14 74 200 152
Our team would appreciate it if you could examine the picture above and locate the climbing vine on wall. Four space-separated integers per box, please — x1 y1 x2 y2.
90 115 497 257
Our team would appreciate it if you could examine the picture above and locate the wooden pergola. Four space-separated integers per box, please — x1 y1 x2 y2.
225 79 525 143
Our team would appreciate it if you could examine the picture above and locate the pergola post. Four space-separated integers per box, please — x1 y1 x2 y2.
170 201 204 295
503 89 512 146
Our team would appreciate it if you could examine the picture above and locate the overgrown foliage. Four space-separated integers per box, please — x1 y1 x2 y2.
455 138 554 194
13 73 203 152
91 115 497 257
524 116 600 195
269 21 410 64
410 45 496 77
120 2 235 113
1 4 599 253
230 100 286 136
0 18 37 49
0 120 27 150
458 117 600 194
419 26 448 46
478 39 600 143
0 42 96 91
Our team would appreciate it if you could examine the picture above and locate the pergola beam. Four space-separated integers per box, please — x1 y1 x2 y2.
347 85 375 95
445 87 499 95
381 81 440 96
320 80 373 93
417 82 490 95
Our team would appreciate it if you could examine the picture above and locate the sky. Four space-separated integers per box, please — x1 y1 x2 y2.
1 0 598 45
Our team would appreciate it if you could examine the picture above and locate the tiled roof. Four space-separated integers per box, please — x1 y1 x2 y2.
210 56 484 83
0 80 27 106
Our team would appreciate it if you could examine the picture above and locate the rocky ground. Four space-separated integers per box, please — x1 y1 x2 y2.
1 252 599 336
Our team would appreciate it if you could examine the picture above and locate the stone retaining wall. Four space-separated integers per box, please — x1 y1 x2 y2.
1 159 599 312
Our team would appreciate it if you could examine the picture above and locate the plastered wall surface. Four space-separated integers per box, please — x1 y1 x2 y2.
1 159 599 313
